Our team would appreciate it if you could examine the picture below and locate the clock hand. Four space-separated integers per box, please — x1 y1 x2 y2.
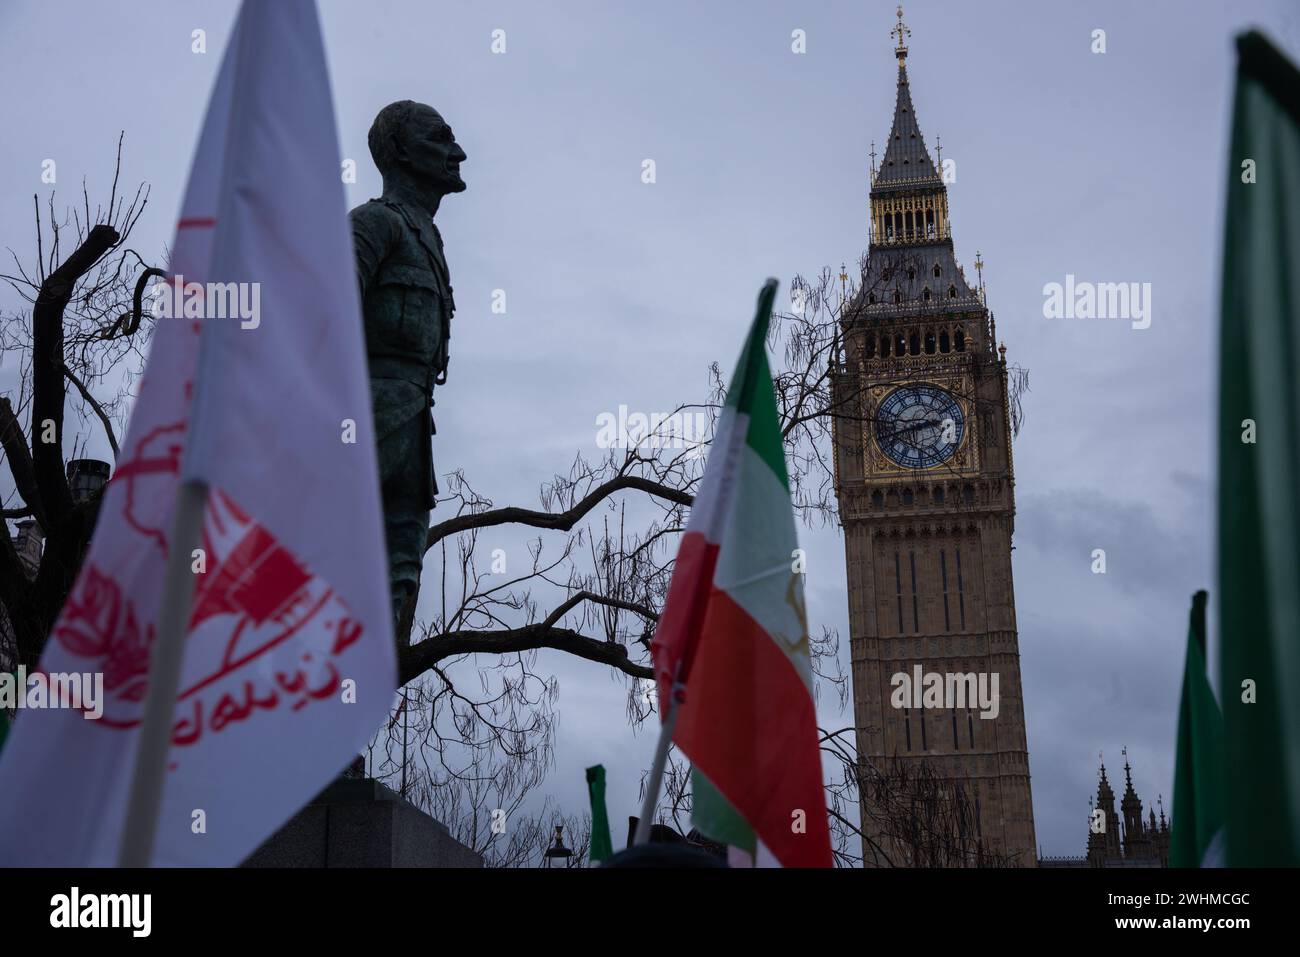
893 418 943 437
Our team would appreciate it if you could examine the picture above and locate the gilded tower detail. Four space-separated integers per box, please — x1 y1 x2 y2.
832 9 1037 866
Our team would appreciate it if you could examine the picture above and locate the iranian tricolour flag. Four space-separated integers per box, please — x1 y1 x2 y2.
652 280 831 867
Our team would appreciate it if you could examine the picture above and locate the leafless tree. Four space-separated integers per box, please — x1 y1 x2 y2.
821 726 1020 868
371 678 591 866
0 136 158 674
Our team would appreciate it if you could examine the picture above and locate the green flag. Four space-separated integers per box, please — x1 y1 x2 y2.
1217 31 1300 867
585 765 613 864
1170 592 1225 867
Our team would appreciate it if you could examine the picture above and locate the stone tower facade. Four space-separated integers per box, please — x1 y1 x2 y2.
831 9 1036 866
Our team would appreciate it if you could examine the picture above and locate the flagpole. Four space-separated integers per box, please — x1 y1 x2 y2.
634 672 681 847
118 479 209 867
400 690 408 797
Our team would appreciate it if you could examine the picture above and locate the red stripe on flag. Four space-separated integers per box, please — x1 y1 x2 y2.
650 531 720 703
673 586 831 867
178 217 217 229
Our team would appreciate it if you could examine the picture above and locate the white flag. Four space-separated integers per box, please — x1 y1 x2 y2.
0 0 395 866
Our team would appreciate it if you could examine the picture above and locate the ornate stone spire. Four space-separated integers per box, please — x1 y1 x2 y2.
850 4 980 317
1095 756 1122 857
1120 748 1151 859
875 7 939 189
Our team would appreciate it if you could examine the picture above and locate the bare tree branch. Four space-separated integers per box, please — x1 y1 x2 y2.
0 396 46 528
400 624 652 687
30 222 119 528
60 362 118 459
425 474 692 553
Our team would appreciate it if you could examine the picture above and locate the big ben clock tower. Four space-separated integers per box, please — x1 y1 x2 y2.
832 8 1036 866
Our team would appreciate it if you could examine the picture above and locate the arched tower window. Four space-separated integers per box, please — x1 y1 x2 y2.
939 329 950 352
955 546 967 630
909 330 920 355
894 550 905 634
939 549 952 631
955 328 966 351
909 550 920 634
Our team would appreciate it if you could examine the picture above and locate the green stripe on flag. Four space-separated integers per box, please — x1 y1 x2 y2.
691 766 755 853
1217 31 1300 867
1169 591 1225 867
724 279 789 489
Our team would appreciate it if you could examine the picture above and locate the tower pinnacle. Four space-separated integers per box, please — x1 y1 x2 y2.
891 4 911 67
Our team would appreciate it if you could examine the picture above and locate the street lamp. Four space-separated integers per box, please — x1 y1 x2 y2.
542 825 573 868
65 458 110 505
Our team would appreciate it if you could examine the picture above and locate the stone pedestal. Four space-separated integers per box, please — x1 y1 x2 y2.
242 777 482 868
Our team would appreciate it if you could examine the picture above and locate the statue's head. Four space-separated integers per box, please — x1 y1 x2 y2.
368 100 466 196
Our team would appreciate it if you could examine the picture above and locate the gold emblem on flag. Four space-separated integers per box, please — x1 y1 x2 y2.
779 573 810 657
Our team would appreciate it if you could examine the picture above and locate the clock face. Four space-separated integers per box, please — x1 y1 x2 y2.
875 384 965 469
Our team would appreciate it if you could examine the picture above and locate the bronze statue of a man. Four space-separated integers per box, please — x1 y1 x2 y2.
350 101 466 639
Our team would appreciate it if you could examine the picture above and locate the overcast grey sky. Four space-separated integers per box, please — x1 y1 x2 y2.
3 0 1297 860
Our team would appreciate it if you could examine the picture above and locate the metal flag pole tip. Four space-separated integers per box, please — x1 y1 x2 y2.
633 675 682 847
